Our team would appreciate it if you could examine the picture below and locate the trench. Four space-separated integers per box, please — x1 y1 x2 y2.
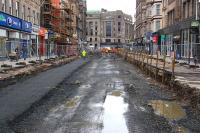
120 52 200 111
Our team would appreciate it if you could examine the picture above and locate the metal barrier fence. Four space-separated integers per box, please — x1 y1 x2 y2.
125 43 200 64
0 40 36 59
0 40 78 60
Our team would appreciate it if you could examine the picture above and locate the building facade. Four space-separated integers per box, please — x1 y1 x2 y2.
78 0 87 44
134 0 200 62
158 0 200 61
135 0 146 43
86 9 133 50
135 0 162 46
86 11 101 49
0 0 40 58
40 0 87 57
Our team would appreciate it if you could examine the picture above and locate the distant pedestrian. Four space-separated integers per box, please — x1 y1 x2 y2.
81 50 87 60
22 45 28 60
194 55 198 67
15 47 19 61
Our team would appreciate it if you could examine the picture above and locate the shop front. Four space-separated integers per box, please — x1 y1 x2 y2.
38 27 47 56
31 25 40 57
158 18 200 61
0 11 32 59
0 29 7 58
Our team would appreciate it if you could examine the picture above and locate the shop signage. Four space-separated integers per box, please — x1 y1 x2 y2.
153 35 158 44
161 35 166 41
0 11 32 32
21 20 32 33
38 27 47 36
0 11 21 30
191 20 199 27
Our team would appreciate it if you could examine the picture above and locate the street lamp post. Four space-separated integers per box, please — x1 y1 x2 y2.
196 0 199 20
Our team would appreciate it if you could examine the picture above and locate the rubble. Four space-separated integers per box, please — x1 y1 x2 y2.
118 50 200 111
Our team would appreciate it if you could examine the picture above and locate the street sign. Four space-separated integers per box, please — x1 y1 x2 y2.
161 35 165 41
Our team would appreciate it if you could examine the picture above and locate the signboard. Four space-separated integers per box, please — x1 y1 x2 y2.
21 20 32 33
153 35 158 44
38 27 47 36
191 20 199 27
0 11 32 32
161 35 166 41
0 11 21 30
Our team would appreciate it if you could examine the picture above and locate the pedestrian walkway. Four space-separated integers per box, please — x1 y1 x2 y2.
124 52 200 90
152 55 200 67
0 56 56 70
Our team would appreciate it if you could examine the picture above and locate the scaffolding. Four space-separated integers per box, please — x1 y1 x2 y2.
41 0 73 40
41 0 75 57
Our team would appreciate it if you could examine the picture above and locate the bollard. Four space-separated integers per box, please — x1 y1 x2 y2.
162 54 166 83
146 53 149 74
172 51 176 79
155 51 159 80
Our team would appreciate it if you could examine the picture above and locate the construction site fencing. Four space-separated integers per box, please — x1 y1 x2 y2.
117 45 200 111
125 43 200 65
0 40 78 60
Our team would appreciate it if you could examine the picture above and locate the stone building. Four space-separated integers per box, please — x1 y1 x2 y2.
135 0 146 43
40 0 87 56
86 9 133 50
0 0 40 58
158 0 200 61
134 0 200 61
86 11 101 49
78 0 87 44
135 0 162 46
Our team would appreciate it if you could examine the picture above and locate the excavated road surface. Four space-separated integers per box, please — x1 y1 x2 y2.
6 56 200 133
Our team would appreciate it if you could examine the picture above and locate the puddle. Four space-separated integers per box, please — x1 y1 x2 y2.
119 70 131 75
175 126 190 133
102 95 128 133
148 100 186 121
97 70 120 75
80 84 91 89
104 64 115 69
65 96 80 108
106 81 127 90
110 90 123 97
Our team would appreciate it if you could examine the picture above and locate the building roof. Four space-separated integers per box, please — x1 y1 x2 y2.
87 10 101 14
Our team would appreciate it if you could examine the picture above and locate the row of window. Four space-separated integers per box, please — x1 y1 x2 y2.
89 38 98 42
89 38 123 43
146 4 161 17
105 39 121 43
1 0 39 24
86 30 98 36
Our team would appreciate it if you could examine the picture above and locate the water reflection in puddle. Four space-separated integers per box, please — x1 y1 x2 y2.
97 70 120 75
110 90 123 97
148 100 186 121
102 94 128 133
80 84 91 89
106 80 126 90
175 126 190 133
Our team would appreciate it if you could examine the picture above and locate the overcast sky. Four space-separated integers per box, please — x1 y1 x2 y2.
87 0 136 18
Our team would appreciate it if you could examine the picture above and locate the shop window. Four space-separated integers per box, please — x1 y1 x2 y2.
155 20 160 31
156 4 160 15
2 0 6 12
16 1 19 17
